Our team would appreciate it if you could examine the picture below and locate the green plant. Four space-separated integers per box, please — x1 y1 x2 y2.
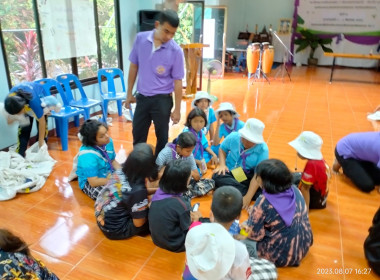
294 29 333 59
13 31 41 82
174 3 194 45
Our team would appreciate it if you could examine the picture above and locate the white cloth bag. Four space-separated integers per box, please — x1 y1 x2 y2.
0 143 56 201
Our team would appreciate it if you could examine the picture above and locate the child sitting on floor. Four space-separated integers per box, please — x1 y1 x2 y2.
183 108 218 175
242 159 313 267
156 131 214 198
212 118 269 209
0 228 58 279
191 91 216 141
183 186 277 280
76 119 121 200
212 102 245 155
149 160 203 252
95 143 159 240
288 131 330 210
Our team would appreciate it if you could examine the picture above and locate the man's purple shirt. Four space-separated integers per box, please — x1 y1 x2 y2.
336 131 380 168
129 30 184 96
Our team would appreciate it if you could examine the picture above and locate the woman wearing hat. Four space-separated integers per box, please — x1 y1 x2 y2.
211 102 245 156
4 82 47 157
333 131 380 193
289 131 330 210
191 91 216 141
213 118 269 209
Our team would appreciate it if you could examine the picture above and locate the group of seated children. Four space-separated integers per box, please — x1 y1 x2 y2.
72 91 331 276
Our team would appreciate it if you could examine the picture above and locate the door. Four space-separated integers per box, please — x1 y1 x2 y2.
175 1 205 92
203 6 227 77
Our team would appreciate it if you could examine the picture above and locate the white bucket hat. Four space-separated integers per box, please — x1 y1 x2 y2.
367 111 380 121
238 118 265 144
185 223 235 280
288 131 323 160
191 91 213 108
215 102 240 118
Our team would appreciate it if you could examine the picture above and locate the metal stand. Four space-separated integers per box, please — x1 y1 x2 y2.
270 29 293 82
249 46 270 84
256 49 270 83
275 52 292 82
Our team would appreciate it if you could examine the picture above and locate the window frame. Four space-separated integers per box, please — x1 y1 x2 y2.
0 0 123 88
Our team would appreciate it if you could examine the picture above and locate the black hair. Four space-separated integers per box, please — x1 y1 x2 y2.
255 159 293 194
211 186 243 223
123 143 159 184
79 119 108 147
158 9 179 28
159 160 191 194
173 131 196 148
194 98 210 107
218 110 234 117
184 108 208 128
0 228 30 256
4 90 33 115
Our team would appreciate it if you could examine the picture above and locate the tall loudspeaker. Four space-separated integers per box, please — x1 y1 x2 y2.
138 10 160 32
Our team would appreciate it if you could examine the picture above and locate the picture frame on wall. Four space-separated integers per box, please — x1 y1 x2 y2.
278 18 292 34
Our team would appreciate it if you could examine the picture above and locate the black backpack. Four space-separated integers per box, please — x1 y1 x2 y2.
364 207 380 276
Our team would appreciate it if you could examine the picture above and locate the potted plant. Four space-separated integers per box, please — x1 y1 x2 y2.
294 29 333 66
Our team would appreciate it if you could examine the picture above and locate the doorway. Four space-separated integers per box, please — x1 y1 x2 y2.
203 6 227 77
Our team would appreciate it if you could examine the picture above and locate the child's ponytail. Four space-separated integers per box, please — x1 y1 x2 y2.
15 89 33 102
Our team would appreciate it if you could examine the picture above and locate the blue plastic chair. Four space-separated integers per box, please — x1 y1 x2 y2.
97 68 127 117
56 73 105 123
34 78 85 151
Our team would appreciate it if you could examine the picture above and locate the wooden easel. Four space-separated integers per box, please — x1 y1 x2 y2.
181 43 209 95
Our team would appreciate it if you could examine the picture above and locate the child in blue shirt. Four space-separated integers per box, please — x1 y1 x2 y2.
212 102 245 156
213 118 269 209
191 91 216 141
183 108 218 175
4 82 47 157
76 119 121 200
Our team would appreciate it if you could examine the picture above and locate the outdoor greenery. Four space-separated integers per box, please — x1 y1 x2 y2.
174 3 195 46
0 0 118 84
0 0 38 83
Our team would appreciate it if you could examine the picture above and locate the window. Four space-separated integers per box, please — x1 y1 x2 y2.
0 0 121 86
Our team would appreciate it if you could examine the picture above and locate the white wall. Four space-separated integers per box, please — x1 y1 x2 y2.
120 0 163 85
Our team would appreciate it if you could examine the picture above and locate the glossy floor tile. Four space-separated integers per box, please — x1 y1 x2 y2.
1 66 380 279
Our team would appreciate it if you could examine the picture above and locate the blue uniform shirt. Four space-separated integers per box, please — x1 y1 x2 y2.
9 82 45 119
202 107 216 134
77 138 116 189
219 118 245 139
221 132 269 172
183 127 212 163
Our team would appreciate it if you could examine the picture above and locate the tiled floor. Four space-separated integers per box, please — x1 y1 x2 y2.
2 65 380 279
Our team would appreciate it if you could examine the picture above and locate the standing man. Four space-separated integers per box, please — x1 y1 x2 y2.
126 10 184 156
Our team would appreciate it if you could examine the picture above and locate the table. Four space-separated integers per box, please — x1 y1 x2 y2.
226 48 247 72
324 52 380 83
